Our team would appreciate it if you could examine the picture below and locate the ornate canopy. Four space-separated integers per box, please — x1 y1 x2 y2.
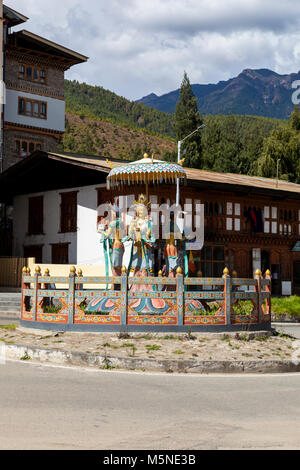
106 154 186 189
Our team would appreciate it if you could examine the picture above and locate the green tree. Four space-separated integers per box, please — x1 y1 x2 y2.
174 72 203 168
254 107 300 182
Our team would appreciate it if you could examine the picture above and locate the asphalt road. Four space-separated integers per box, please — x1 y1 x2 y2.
1 360 300 450
272 323 300 339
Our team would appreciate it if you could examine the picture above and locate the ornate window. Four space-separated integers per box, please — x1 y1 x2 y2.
200 245 224 277
264 206 277 234
18 97 47 120
18 64 47 84
15 139 42 157
226 202 240 231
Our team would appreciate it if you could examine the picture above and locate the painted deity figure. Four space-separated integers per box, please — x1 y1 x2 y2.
165 233 178 278
85 205 125 313
97 204 125 279
124 194 156 281
164 216 187 278
122 194 171 314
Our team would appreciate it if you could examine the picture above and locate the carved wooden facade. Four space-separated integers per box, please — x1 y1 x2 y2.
97 183 300 295
2 5 87 170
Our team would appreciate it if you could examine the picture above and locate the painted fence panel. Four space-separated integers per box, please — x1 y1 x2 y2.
21 268 271 328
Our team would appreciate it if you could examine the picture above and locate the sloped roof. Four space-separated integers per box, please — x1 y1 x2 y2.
9 30 88 64
3 4 28 27
1 150 300 201
47 152 300 195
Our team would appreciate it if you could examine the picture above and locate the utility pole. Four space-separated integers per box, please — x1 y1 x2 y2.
176 124 206 207
0 0 3 175
276 158 281 189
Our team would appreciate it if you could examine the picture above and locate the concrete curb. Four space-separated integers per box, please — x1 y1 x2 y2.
4 342 300 374
272 315 300 323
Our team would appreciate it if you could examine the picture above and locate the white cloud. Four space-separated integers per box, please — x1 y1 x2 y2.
6 0 300 100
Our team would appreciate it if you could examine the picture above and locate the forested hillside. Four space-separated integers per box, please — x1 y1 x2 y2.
60 112 176 161
63 79 288 179
64 80 175 138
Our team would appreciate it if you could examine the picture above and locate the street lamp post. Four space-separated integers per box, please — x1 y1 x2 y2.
176 124 206 206
276 158 281 188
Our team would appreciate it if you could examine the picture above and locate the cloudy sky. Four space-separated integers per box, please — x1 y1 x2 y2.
6 0 300 100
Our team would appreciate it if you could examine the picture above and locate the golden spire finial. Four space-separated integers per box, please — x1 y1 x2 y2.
106 158 115 169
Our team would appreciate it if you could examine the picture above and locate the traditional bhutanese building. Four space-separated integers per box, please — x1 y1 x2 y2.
1 4 88 171
1 151 300 296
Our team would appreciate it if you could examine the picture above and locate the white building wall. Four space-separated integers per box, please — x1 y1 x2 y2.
5 89 65 132
77 186 104 265
13 184 105 267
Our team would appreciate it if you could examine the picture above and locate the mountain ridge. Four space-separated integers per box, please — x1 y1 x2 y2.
137 68 300 119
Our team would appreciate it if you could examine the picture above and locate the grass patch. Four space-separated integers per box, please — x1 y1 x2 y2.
233 301 253 315
255 335 268 342
272 296 300 316
146 344 161 351
173 349 184 355
237 333 250 342
0 324 18 331
135 334 153 340
20 352 31 361
43 305 62 314
0 337 15 344
102 354 115 370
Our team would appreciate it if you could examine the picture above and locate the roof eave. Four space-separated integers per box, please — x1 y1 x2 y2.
17 30 88 64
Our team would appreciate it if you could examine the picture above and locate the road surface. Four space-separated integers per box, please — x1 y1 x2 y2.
272 322 300 339
0 360 300 450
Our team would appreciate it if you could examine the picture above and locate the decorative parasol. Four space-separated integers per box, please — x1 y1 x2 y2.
106 154 186 192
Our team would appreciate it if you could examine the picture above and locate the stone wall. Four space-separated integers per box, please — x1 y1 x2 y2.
3 55 65 170
5 57 65 98
3 128 60 170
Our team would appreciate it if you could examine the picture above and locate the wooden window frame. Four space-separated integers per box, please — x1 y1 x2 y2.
28 196 44 235
18 97 47 120
200 245 225 278
23 244 44 264
15 138 42 157
51 243 70 265
264 206 278 235
60 191 78 233
18 64 47 84
226 202 241 232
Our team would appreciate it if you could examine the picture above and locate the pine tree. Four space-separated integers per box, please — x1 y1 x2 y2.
174 71 203 168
